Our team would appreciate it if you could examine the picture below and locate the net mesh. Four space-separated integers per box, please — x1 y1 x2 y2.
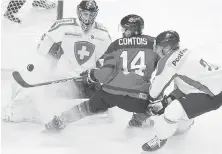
2 0 59 23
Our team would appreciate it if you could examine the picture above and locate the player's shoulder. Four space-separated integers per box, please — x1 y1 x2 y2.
94 22 109 33
156 47 190 75
102 39 119 55
141 34 155 49
48 18 79 32
167 48 190 68
142 34 155 42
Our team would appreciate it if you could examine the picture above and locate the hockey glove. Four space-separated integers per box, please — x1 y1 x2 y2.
80 69 101 90
147 95 174 115
80 69 97 84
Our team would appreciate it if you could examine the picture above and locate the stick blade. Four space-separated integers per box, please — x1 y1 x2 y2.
12 71 33 88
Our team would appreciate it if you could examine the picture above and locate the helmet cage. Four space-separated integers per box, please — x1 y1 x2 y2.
77 1 99 31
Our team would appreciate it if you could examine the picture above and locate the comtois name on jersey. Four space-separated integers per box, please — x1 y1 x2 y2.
119 37 147 46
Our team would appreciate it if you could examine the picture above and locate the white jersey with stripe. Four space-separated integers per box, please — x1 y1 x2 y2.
37 18 112 77
150 47 222 99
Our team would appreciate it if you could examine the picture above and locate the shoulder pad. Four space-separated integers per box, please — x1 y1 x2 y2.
142 35 155 49
49 18 79 32
105 40 118 54
155 49 188 76
168 48 190 69
143 35 155 41
94 22 108 32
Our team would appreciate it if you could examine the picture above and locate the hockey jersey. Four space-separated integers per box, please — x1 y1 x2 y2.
93 35 159 100
149 47 222 99
37 18 112 77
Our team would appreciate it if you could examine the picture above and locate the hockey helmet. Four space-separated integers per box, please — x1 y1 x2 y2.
120 14 144 37
77 0 99 31
154 30 180 57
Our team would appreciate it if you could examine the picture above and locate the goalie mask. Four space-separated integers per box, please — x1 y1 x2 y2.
120 14 144 37
77 0 99 32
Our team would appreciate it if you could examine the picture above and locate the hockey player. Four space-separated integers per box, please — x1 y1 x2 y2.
3 0 111 123
141 30 222 151
45 14 159 130
35 0 112 98
4 0 56 23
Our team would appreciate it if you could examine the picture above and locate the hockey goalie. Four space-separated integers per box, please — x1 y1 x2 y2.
3 0 56 23
3 0 112 123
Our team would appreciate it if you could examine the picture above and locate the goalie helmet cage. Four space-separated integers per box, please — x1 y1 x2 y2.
1 0 64 22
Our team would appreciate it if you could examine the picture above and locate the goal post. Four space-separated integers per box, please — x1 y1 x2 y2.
57 0 63 20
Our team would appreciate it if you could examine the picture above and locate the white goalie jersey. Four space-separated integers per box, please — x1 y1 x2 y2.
37 17 112 77
3 17 111 123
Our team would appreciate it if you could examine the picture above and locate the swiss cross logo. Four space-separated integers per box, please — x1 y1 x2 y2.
74 41 95 65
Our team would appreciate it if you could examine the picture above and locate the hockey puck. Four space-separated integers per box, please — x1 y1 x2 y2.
27 64 34 72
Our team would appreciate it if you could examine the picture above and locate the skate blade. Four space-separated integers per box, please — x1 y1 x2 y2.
41 128 63 134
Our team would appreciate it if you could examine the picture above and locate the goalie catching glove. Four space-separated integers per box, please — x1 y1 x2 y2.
80 69 101 90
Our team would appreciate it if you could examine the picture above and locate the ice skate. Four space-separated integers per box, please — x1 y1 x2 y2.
128 113 154 128
45 116 66 131
142 135 167 151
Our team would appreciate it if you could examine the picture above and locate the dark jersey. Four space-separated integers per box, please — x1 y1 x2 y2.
94 35 158 100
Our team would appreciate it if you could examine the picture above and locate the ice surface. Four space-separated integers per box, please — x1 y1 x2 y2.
1 0 222 154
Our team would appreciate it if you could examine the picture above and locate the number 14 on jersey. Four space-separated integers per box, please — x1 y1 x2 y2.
120 50 146 76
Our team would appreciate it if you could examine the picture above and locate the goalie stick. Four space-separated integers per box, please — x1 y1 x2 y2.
12 71 83 88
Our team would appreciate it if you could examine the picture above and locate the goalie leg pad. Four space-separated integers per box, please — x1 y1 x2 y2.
2 98 41 123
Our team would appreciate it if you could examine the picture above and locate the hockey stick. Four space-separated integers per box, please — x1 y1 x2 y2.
12 71 83 88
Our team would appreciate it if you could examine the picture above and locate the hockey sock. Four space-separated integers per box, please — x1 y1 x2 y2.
59 100 95 123
154 115 178 140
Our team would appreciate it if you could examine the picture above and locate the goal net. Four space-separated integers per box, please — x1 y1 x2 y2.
1 0 64 23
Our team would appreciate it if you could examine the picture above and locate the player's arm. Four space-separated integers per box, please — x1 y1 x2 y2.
146 59 178 115
36 32 63 60
89 42 117 83
94 24 112 68
36 19 74 60
95 34 112 68
150 48 191 99
149 55 177 99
